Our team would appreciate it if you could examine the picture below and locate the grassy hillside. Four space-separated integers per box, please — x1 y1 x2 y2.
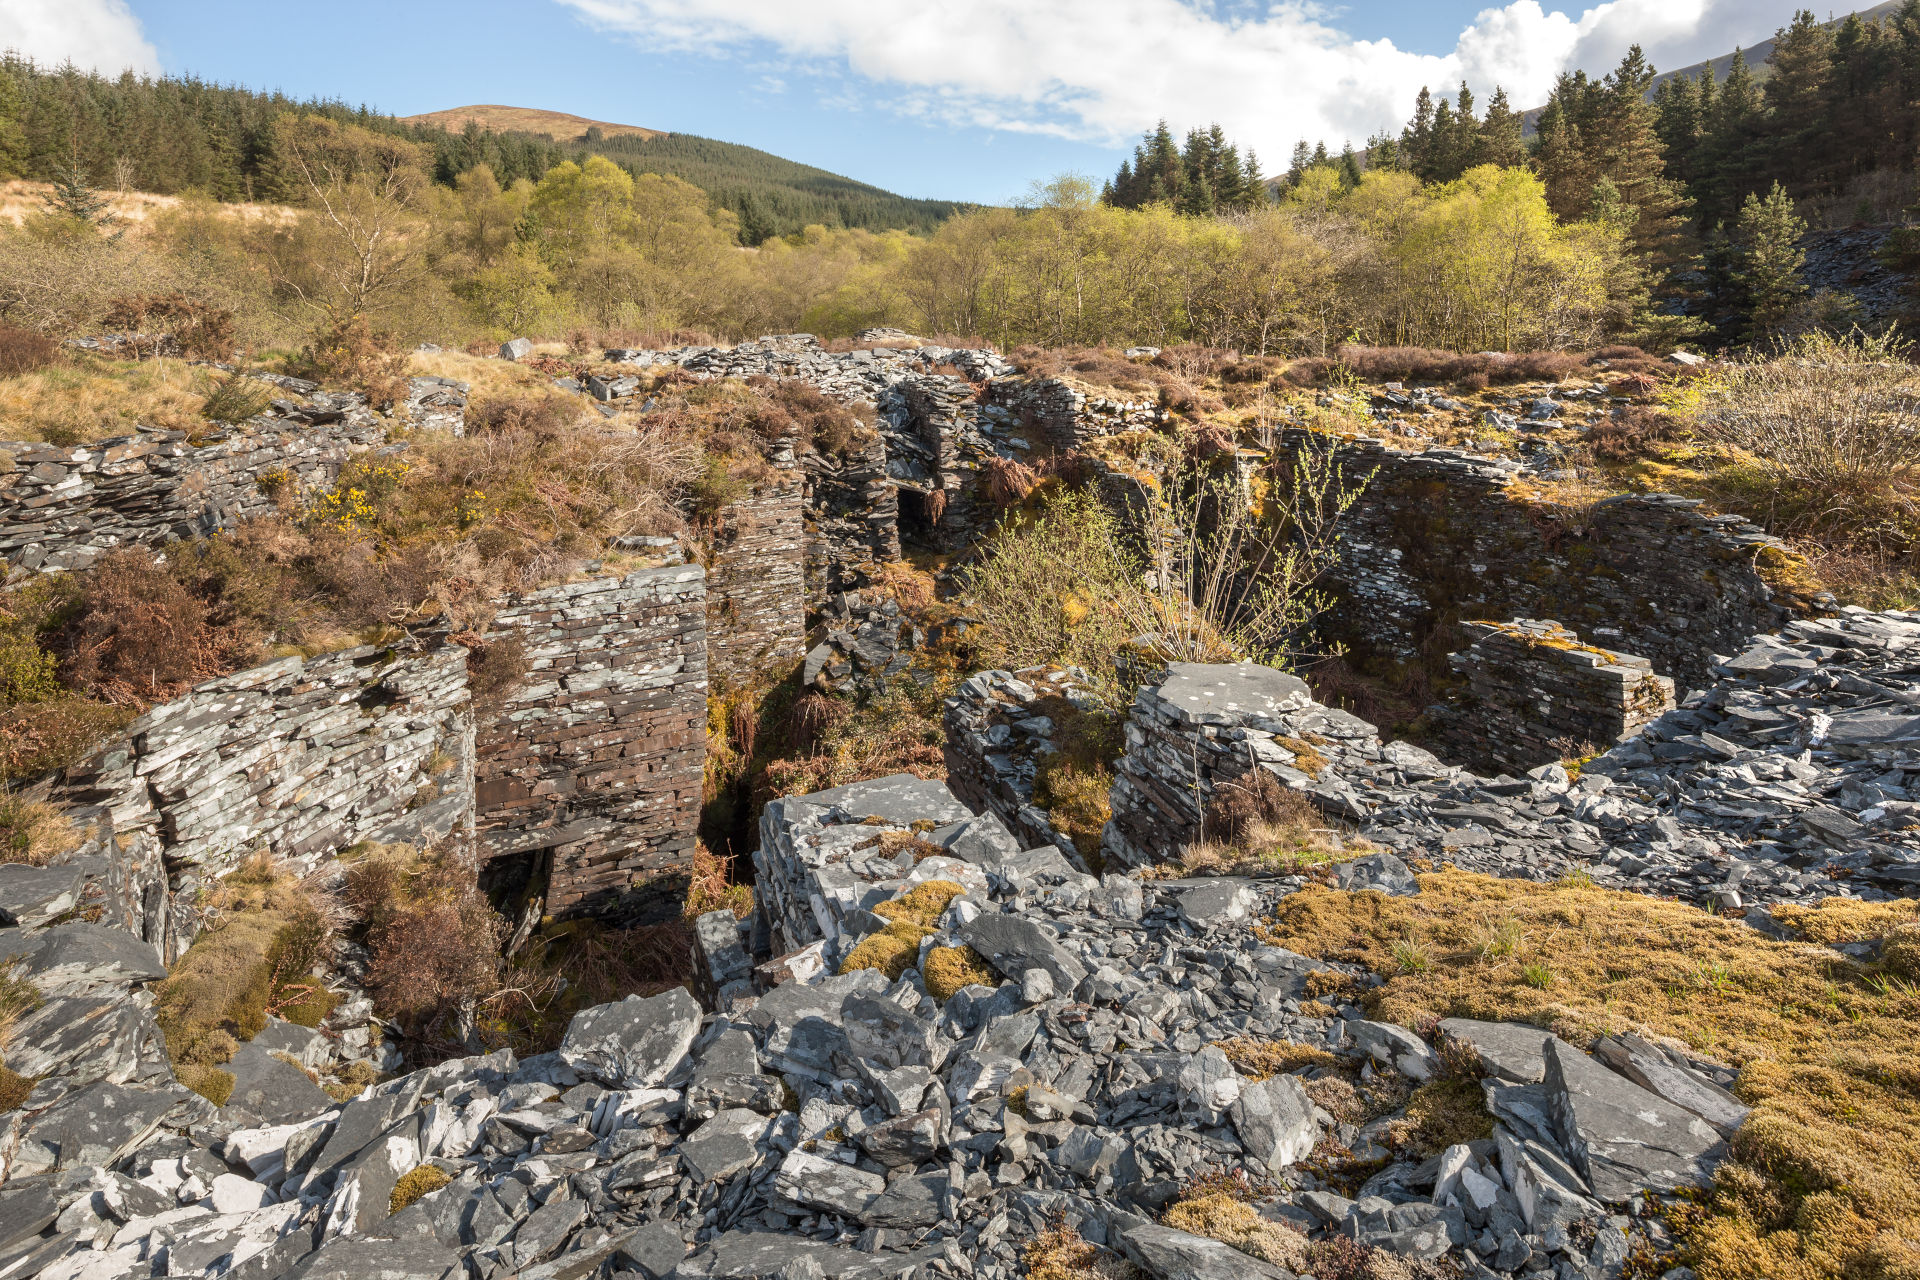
413 104 968 240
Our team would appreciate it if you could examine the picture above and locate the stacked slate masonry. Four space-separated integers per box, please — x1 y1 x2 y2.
473 566 710 917
1428 619 1677 776
51 636 475 961
704 461 809 684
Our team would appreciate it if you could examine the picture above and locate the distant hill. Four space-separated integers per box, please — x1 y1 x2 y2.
403 104 664 142
404 104 966 240
1522 2 1904 132
1649 0 1903 91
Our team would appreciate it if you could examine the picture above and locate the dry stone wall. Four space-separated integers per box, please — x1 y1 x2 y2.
50 636 474 960
943 666 1102 864
1428 619 1676 776
983 377 1163 452
474 565 709 917
802 433 899 600
705 465 808 684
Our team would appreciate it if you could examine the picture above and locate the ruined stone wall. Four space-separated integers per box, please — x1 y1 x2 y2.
943 667 1098 863
0 419 382 576
802 434 900 600
52 637 474 960
706 471 808 684
1289 432 1818 692
1427 619 1676 776
894 375 996 551
0 375 464 578
983 377 1162 453
475 566 709 917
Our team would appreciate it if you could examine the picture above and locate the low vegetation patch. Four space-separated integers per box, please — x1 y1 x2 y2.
1261 868 1920 1280
0 791 78 865
389 1164 452 1213
156 854 336 1103
1182 769 1361 877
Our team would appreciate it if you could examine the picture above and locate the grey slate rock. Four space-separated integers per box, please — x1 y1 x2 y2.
3 995 168 1087
0 862 87 928
225 1043 335 1123
678 1108 771 1183
22 924 167 994
12 1079 187 1179
0 1181 59 1252
854 1107 942 1168
1544 1038 1722 1202
1120 1221 1297 1280
1176 881 1258 930
510 1195 587 1265
617 1220 688 1279
286 1230 463 1280
1229 1073 1318 1170
1591 1034 1750 1138
560 987 701 1088
771 1149 884 1218
800 774 973 826
1440 1018 1558 1084
958 912 1087 992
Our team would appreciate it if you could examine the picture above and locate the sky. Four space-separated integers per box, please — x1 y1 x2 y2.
1 0 1836 205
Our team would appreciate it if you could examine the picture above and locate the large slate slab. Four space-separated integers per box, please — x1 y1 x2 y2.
1544 1038 1723 1202
958 912 1087 992
225 1043 336 1124
559 988 701 1088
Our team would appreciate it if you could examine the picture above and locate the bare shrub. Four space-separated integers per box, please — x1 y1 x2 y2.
1700 330 1920 504
101 294 235 360
297 314 408 408
353 841 504 1035
58 549 214 701
0 326 59 377
1124 434 1372 667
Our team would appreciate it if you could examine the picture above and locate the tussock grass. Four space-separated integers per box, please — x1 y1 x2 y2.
1021 1220 1137 1280
156 854 335 1100
0 791 78 866
1261 869 1920 1280
0 354 209 446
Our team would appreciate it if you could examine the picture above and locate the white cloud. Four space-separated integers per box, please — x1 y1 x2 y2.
558 0 1816 159
0 0 159 75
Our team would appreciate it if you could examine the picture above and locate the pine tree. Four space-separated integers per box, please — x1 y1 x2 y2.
42 161 118 234
1696 50 1765 229
1731 180 1808 338
1762 10 1835 195
1401 87 1435 177
1477 88 1526 169
1338 145 1364 189
1286 141 1313 185
0 65 23 179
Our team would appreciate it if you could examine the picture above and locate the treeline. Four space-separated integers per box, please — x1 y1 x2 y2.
1104 122 1266 216
0 57 960 239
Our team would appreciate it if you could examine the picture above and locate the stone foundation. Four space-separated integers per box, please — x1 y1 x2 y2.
475 566 709 917
942 667 1099 863
1428 619 1676 776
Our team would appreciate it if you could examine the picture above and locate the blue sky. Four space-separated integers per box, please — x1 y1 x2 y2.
10 1 1826 204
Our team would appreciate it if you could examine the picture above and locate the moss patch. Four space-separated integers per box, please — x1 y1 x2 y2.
838 922 928 982
1262 868 1920 1280
178 1065 235 1107
924 945 996 1001
1214 1037 1337 1080
390 1164 452 1213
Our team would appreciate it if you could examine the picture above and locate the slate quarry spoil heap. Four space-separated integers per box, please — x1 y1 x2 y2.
1 606 1914 1280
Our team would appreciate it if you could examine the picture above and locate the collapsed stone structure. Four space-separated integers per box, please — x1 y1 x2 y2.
5 330 1915 1280
49 636 476 961
1289 431 1820 694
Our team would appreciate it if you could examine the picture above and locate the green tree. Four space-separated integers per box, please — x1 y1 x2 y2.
1762 10 1835 194
1732 181 1808 338
1477 88 1526 169
41 162 119 235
